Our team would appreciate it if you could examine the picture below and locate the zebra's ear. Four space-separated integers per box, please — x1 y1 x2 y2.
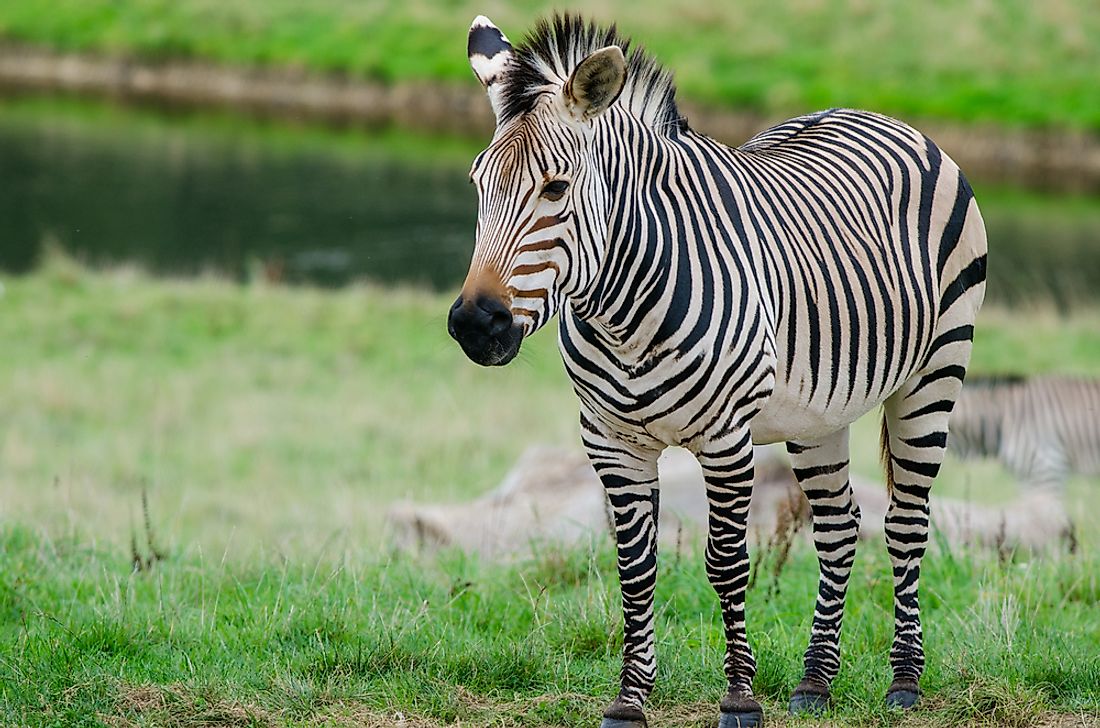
468 15 514 120
563 45 627 122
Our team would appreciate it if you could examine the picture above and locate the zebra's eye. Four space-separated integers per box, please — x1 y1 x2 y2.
541 179 570 201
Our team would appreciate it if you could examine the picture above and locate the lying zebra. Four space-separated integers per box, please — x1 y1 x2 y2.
390 445 1072 558
949 374 1100 491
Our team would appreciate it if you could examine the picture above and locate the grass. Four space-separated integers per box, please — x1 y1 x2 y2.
1 261 1099 725
1 257 1098 555
0 257 576 560
3 527 1099 726
0 1 1099 132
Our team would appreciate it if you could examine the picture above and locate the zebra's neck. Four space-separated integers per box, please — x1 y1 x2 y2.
567 114 751 361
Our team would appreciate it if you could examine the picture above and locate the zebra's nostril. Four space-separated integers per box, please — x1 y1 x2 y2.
447 296 470 341
477 297 513 336
489 309 512 336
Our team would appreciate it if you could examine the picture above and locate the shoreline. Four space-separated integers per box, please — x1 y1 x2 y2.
2 43 1099 193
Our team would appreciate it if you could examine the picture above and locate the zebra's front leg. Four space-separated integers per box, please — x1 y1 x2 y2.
582 423 662 728
785 428 860 714
698 431 763 728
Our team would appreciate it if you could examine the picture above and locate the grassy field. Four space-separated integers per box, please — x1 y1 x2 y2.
4 526 1099 727
2 262 1100 726
1 1 1099 132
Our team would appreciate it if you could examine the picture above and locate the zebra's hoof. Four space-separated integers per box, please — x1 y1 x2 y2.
600 698 647 728
717 710 764 728
599 719 646 728
719 691 763 727
788 679 830 715
788 691 829 715
885 679 921 709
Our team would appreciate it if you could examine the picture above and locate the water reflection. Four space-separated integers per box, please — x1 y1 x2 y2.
1 98 1098 305
0 99 478 289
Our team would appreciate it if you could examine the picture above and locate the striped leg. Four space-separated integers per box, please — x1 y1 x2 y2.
786 428 860 713
881 212 981 707
698 430 764 728
881 368 966 707
582 423 662 728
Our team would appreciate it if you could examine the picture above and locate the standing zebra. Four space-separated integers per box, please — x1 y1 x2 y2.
448 15 987 728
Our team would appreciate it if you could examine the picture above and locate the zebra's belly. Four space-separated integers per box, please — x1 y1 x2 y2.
750 383 883 444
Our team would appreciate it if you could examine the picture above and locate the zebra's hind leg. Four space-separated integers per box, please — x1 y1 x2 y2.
881 366 966 708
581 421 662 728
698 431 764 728
785 427 860 715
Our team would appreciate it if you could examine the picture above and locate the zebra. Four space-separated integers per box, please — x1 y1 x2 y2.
448 14 987 728
949 374 1100 491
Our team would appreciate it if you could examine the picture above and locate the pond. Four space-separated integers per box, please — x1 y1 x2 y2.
1 96 1098 307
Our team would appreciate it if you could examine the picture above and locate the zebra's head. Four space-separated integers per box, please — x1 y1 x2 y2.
447 15 629 366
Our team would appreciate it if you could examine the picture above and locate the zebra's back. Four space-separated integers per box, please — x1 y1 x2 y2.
709 109 988 441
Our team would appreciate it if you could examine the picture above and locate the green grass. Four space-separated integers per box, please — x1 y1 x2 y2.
1 1 1099 131
0 258 576 560
3 527 1099 726
2 262 1099 725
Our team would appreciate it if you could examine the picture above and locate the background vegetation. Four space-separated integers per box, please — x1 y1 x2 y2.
1 0 1099 131
3 257 1100 556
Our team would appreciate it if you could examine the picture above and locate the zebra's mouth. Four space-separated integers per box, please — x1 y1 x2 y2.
454 323 523 367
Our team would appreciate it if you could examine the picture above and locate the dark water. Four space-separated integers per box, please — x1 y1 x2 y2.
2 98 1099 305
0 99 478 289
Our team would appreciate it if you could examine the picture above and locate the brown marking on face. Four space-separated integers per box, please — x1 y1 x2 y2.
460 266 512 305
515 238 562 256
495 152 517 183
511 286 549 300
512 261 561 277
527 215 564 233
486 125 532 185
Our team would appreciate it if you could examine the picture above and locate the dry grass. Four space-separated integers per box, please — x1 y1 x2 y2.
102 683 1100 727
106 683 277 727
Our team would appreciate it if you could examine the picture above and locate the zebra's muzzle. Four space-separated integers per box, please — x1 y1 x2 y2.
448 294 523 366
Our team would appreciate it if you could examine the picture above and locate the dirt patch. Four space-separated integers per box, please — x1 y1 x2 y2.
311 703 1100 728
2 43 1099 193
106 683 277 727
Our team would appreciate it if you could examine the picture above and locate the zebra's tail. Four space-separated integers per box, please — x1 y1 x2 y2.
880 410 895 496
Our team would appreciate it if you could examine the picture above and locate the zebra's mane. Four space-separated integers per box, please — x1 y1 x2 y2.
498 14 685 133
